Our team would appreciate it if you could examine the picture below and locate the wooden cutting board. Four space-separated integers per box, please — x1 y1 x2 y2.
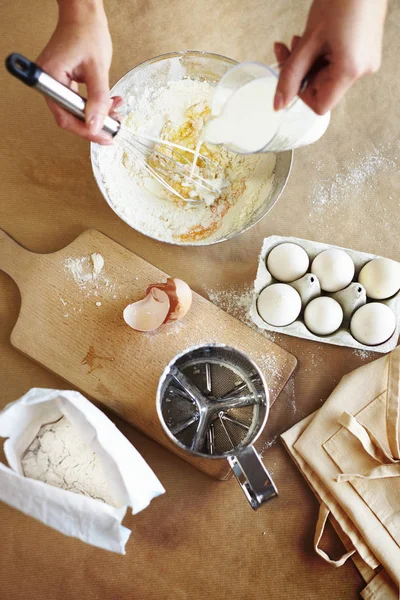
0 228 297 479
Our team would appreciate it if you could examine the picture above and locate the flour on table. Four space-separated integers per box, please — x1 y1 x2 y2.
94 78 276 244
283 376 297 415
308 142 399 223
352 348 374 361
62 253 116 313
260 434 278 455
22 417 116 506
64 252 105 286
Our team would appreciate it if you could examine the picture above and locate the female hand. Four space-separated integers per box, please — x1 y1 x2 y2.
274 0 388 115
37 0 122 144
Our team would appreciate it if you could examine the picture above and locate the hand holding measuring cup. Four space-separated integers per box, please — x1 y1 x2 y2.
202 62 330 154
274 0 388 115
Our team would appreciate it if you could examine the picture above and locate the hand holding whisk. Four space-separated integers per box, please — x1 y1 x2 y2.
6 53 223 205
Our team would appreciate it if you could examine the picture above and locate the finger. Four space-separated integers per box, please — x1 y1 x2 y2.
34 60 112 143
290 36 301 52
84 62 111 136
45 98 113 144
300 63 354 114
274 36 320 110
274 42 291 65
111 95 124 110
109 96 125 120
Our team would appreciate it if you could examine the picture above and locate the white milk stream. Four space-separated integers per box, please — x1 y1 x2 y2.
190 74 330 178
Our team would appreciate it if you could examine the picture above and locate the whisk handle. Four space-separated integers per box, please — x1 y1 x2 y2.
5 53 120 137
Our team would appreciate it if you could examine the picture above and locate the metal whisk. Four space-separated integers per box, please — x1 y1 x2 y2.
117 129 223 204
6 53 222 204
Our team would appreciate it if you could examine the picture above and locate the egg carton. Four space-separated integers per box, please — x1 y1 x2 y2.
250 236 400 353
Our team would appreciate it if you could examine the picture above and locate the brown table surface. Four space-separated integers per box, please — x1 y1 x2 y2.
1 1 399 598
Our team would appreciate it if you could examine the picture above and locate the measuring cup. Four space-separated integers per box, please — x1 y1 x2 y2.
156 344 278 509
207 61 330 154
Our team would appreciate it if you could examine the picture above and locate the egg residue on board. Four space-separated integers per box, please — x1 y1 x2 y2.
124 278 192 332
257 283 302 327
266 243 309 283
304 296 343 336
350 302 396 346
311 248 355 292
358 257 400 300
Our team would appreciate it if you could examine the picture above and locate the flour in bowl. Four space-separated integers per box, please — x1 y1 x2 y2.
95 78 276 244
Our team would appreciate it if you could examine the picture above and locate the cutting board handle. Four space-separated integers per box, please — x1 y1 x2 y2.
0 229 35 288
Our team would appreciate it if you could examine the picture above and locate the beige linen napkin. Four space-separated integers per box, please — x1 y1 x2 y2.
281 346 400 599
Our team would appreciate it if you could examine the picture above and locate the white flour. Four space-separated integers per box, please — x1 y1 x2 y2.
62 252 116 316
64 252 105 286
310 150 397 215
95 78 276 244
207 284 279 343
22 417 116 506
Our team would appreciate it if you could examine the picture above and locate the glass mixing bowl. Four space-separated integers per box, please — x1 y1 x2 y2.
90 51 292 246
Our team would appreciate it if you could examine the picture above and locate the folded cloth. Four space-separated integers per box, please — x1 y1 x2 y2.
281 346 400 598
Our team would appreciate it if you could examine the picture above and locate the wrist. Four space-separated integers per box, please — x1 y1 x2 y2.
57 0 106 25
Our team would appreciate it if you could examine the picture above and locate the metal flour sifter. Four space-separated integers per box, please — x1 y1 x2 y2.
157 344 278 509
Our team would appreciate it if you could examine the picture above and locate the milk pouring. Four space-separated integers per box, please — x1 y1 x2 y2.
202 62 330 154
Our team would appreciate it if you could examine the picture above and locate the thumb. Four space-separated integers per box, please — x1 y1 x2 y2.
84 62 111 135
274 37 320 110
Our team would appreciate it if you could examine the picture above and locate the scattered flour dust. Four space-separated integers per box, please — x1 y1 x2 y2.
352 348 374 361
309 142 398 217
22 416 116 506
144 319 185 340
94 77 276 244
62 252 116 316
207 284 279 343
283 376 297 416
260 434 278 456
64 252 105 286
207 284 286 395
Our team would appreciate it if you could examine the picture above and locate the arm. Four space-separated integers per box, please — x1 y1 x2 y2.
274 0 388 115
37 0 121 144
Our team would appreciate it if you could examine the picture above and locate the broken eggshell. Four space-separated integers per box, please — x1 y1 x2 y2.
123 278 193 332
146 278 192 323
330 282 367 322
289 273 321 307
123 288 170 332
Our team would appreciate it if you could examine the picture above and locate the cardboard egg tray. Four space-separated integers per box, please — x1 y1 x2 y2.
250 236 400 353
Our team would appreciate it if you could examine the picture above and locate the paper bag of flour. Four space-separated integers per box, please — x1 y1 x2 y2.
0 388 165 553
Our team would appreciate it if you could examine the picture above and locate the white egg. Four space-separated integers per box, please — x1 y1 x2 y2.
350 303 396 346
304 297 343 335
257 284 302 327
358 258 400 300
267 243 309 283
311 248 355 292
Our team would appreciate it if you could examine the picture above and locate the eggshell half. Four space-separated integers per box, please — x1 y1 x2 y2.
123 288 170 331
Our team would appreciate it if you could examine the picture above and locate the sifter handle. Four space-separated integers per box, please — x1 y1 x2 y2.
5 52 120 137
228 445 278 510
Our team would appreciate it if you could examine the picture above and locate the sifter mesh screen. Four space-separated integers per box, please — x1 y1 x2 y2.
159 346 267 458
